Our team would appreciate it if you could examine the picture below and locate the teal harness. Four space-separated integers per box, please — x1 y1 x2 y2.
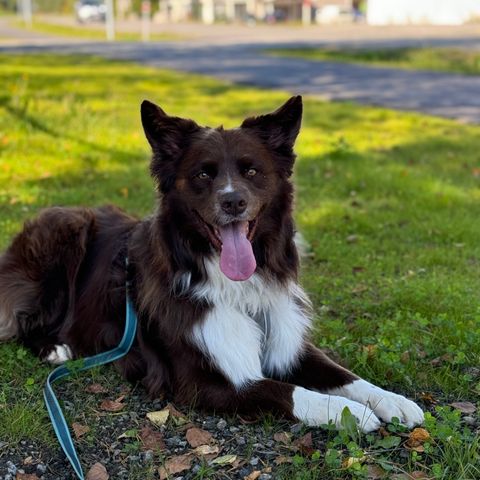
43 283 138 480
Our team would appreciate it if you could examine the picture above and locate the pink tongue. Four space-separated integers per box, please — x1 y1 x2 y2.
218 222 256 281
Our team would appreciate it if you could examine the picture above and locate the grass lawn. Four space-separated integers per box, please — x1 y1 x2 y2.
12 19 182 42
0 54 479 479
266 47 480 75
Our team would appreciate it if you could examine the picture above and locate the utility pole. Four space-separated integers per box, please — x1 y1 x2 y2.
141 0 151 42
105 0 115 41
22 0 33 26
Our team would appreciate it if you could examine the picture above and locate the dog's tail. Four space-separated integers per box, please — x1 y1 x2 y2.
0 299 19 341
0 253 21 341
0 250 36 341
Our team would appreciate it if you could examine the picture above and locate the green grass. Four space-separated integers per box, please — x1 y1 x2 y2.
0 54 479 478
12 19 182 42
266 46 480 75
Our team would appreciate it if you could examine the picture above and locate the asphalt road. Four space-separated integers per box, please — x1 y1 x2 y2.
1 19 479 122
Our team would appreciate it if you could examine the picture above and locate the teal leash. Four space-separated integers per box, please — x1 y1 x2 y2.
43 282 138 480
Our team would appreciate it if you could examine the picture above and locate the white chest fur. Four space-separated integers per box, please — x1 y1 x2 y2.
189 258 311 389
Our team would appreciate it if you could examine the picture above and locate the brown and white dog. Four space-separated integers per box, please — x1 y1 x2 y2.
0 96 423 432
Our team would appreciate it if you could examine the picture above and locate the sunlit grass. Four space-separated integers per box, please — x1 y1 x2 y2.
0 54 479 477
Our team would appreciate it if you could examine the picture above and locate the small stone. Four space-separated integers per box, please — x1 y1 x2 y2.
229 426 239 433
236 437 246 446
216 419 227 430
4 474 13 480
36 463 47 474
249 457 259 466
6 461 17 475
238 468 250 478
259 474 272 480
290 423 302 434
143 450 154 462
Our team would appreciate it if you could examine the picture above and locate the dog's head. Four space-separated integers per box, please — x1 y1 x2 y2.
141 96 302 282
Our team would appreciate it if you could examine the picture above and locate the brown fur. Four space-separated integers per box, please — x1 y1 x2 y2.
0 97 372 420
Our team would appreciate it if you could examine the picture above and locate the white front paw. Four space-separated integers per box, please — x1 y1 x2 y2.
292 386 381 433
334 380 424 428
368 390 424 428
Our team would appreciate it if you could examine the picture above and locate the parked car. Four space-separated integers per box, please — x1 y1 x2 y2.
75 0 106 23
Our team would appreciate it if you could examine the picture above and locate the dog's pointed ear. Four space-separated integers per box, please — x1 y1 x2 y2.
240 96 302 152
141 100 200 191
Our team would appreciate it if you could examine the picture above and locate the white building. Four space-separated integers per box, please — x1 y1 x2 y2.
367 0 480 26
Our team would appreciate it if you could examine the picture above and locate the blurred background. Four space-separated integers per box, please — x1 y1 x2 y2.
1 0 480 42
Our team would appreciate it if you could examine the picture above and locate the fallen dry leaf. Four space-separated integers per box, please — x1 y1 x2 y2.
72 422 90 439
22 456 34 465
274 455 292 465
85 383 108 394
186 427 213 447
140 425 166 451
293 432 314 455
367 464 386 479
244 471 261 480
342 456 365 469
400 351 411 364
352 284 368 294
430 353 452 367
449 402 476 414
409 472 433 479
100 399 124 412
352 265 365 274
406 428 431 448
146 409 170 427
86 462 109 480
165 403 189 426
193 444 220 456
210 454 237 465
165 403 185 418
378 426 390 437
16 474 39 480
273 431 290 445
159 454 192 480
407 444 425 453
419 392 437 405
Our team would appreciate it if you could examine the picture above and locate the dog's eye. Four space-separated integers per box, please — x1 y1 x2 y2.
196 172 210 180
245 168 257 178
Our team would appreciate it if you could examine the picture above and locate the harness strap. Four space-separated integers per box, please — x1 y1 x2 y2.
43 289 138 480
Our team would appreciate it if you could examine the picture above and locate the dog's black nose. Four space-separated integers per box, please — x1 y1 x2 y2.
220 192 247 216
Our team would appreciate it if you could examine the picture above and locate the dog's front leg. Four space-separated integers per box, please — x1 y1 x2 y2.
180 376 381 433
282 343 424 428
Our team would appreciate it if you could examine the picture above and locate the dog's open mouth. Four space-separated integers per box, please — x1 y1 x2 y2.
196 213 257 282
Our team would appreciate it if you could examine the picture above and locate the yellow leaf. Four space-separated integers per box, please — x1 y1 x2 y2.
146 409 170 426
211 454 237 465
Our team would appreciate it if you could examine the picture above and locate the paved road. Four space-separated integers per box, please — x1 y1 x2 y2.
1 19 479 122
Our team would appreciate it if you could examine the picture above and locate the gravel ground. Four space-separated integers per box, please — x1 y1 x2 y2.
0 371 322 480
1 369 474 480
